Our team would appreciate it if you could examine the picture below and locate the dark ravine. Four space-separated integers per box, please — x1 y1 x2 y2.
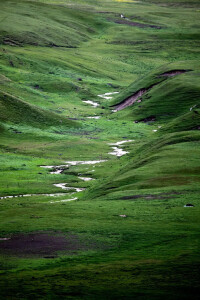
112 69 189 112
159 69 190 77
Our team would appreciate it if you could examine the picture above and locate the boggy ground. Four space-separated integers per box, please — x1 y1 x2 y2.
0 0 200 298
0 232 108 257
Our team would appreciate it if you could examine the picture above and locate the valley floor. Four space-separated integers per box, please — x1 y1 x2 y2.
0 0 200 298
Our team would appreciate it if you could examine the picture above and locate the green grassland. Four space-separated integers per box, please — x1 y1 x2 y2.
0 0 200 298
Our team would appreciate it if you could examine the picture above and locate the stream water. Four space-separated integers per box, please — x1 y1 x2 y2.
1 91 135 203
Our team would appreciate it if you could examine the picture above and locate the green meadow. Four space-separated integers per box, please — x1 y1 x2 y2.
0 0 200 298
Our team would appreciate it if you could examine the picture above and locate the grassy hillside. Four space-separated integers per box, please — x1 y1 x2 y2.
160 109 200 133
0 90 78 128
0 0 200 299
110 61 200 122
85 130 200 200
0 0 106 47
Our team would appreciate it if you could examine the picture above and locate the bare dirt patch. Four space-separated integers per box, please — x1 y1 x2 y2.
114 19 162 29
112 88 146 112
112 69 190 112
120 191 181 200
159 70 189 77
0 232 106 257
112 83 158 112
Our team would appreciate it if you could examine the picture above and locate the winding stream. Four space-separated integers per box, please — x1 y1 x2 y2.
0 91 135 203
108 140 133 157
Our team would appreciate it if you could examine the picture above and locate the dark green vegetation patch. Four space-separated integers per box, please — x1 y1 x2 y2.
0 0 200 299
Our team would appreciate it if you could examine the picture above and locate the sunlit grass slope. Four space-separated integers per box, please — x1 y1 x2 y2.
85 130 200 201
0 90 78 128
86 61 200 200
0 0 106 47
110 61 200 122
0 0 200 299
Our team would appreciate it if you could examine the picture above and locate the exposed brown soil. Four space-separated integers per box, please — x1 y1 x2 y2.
159 69 189 77
121 191 181 200
112 69 191 112
0 232 106 257
112 88 146 112
112 83 158 112
114 19 162 29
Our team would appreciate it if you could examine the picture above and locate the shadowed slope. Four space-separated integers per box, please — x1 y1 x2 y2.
0 90 78 128
160 109 200 133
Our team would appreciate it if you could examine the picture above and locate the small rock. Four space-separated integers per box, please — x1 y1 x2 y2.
119 214 127 218
184 203 194 207
9 60 14 67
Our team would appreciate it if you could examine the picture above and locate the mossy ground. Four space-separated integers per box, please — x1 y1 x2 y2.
0 0 200 298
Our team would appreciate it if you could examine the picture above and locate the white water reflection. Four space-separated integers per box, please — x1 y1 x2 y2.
108 140 133 157
98 92 119 99
86 116 101 119
0 193 66 200
83 100 99 107
50 197 78 204
53 183 85 192
108 147 129 157
108 140 133 146
50 169 63 174
78 177 93 181
65 160 107 166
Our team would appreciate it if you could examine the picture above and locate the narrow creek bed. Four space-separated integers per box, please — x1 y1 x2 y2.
0 92 135 203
